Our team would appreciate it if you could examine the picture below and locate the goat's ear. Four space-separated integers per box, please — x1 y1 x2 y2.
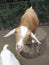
3 28 16 37
31 32 42 44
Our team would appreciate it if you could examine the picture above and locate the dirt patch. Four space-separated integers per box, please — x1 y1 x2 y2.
0 26 49 65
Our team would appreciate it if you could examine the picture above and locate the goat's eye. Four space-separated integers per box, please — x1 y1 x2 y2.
15 31 17 34
28 34 30 37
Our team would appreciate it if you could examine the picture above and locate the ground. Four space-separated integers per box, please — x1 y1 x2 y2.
0 26 49 65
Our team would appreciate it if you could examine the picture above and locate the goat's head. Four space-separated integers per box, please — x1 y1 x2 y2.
15 26 31 52
3 26 31 52
3 26 41 52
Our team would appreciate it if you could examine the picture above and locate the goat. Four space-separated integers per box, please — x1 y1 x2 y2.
3 6 41 52
0 44 20 65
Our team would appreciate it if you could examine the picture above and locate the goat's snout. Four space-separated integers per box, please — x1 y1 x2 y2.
16 45 23 52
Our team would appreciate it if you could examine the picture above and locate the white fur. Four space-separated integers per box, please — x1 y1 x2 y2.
0 54 2 65
16 26 28 52
16 26 28 47
20 26 28 37
16 39 24 52
1 44 20 65
16 39 23 47
16 26 28 45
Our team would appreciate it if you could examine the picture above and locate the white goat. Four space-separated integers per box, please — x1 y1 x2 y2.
0 44 20 65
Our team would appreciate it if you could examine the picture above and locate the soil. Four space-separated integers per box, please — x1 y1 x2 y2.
0 26 49 65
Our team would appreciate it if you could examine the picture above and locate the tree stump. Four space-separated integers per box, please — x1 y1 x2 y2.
20 27 47 59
